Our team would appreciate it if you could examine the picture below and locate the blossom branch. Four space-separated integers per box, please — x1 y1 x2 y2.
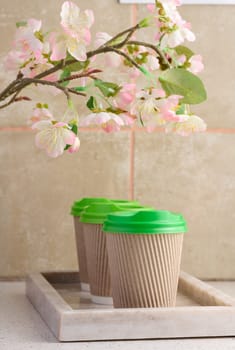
0 77 86 109
0 0 206 158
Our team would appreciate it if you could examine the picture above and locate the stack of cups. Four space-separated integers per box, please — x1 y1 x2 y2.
70 197 111 291
80 202 146 304
103 210 187 308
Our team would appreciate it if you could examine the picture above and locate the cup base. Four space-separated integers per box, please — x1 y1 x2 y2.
81 283 90 292
91 295 113 305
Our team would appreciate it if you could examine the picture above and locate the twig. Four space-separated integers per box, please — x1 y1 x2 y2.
108 47 141 70
0 91 21 109
57 69 102 84
0 79 22 101
104 23 140 47
28 78 86 98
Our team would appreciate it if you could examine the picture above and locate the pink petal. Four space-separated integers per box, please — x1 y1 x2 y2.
68 136 80 153
68 40 87 61
32 120 52 130
102 122 121 133
83 28 91 45
28 18 42 32
50 38 67 61
95 32 111 47
63 129 76 145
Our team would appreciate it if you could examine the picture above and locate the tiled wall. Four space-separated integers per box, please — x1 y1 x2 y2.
0 1 235 278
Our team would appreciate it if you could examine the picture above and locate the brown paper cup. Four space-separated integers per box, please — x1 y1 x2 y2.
83 223 112 304
106 232 184 308
73 216 89 291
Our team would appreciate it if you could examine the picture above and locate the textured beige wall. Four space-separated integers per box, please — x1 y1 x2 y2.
0 1 235 278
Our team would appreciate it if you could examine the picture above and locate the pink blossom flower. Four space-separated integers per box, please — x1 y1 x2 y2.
160 0 182 22
80 112 125 133
14 19 43 60
32 120 77 157
61 2 94 41
158 95 183 121
50 32 86 62
157 0 195 49
132 89 182 131
50 2 94 62
188 55 204 74
166 114 207 135
5 19 44 72
160 25 195 48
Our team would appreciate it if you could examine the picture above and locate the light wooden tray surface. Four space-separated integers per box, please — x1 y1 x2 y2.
26 271 235 342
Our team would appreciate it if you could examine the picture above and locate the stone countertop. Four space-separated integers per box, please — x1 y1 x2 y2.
0 281 235 350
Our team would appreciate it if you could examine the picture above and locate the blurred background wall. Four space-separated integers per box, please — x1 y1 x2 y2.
0 0 235 279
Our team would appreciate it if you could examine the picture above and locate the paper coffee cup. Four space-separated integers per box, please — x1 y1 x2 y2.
103 210 187 308
71 197 111 291
73 216 89 291
80 201 148 304
83 223 112 303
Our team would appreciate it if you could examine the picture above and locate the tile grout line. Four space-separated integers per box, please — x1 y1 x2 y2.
128 4 138 201
1 127 235 134
129 129 135 201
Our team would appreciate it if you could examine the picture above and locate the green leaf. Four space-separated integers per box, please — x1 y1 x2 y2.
107 35 127 46
60 69 71 87
159 68 207 104
174 45 194 60
86 96 98 111
94 80 121 97
176 104 186 115
16 21 27 28
139 17 151 28
73 86 87 92
71 124 78 135
68 60 90 72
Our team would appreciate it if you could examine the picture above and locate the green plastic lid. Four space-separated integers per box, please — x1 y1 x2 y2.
111 199 140 206
103 210 187 234
80 203 150 224
70 198 111 216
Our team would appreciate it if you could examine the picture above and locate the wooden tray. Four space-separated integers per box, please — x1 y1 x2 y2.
26 271 235 342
